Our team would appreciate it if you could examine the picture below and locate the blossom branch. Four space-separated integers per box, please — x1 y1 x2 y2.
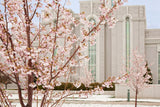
0 70 17 84
2 25 15 50
4 0 9 47
30 0 40 21
13 73 25 107
49 0 122 86
0 36 7 47
50 92 74 107
62 0 121 70
50 4 60 75
40 4 61 107
0 87 11 107
31 27 42 45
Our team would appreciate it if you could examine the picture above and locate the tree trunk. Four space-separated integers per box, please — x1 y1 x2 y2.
27 74 33 107
135 88 138 107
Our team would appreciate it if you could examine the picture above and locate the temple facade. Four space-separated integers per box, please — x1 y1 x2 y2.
78 0 160 84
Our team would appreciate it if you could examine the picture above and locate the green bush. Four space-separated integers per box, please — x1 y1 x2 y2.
53 82 115 91
54 82 87 90
34 82 115 91
89 82 102 88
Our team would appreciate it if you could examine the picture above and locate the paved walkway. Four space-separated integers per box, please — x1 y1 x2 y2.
65 100 160 106
9 94 160 106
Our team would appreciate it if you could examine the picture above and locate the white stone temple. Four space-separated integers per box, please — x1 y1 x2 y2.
77 0 160 84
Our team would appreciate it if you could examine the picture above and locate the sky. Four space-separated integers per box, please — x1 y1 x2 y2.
64 0 160 29
0 0 159 29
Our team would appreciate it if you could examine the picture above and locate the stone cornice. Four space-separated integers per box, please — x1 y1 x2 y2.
145 38 160 44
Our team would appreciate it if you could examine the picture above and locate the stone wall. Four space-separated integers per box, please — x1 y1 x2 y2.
115 84 160 99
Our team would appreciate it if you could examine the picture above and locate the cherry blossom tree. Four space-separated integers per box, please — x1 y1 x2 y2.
0 0 127 107
122 51 151 107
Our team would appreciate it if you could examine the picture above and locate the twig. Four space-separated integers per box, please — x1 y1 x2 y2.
30 0 40 21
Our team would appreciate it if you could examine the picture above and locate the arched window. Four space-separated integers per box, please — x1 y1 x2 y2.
126 17 130 72
88 17 96 81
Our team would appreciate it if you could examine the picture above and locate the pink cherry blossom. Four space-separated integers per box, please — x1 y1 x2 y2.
0 0 126 106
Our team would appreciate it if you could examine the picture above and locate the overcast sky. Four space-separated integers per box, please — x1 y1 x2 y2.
64 0 160 29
